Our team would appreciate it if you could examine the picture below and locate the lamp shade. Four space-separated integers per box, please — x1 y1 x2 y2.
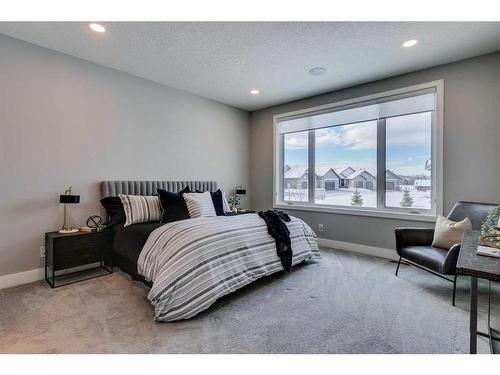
236 188 246 195
60 195 80 204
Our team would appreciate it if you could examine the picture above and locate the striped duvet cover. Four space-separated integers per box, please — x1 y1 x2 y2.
137 213 320 321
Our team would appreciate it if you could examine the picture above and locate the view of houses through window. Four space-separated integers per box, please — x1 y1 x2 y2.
283 120 381 208
313 120 377 207
279 85 436 214
385 112 432 210
284 131 308 202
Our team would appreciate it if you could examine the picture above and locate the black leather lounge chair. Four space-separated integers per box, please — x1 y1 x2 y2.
394 201 496 306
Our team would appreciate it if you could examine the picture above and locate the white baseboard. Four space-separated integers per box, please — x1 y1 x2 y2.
318 238 399 261
0 262 102 290
0 268 44 290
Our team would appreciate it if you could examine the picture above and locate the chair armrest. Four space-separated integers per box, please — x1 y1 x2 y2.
442 243 461 275
395 227 435 253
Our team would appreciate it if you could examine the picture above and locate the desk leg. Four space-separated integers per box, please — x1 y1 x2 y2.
470 276 478 354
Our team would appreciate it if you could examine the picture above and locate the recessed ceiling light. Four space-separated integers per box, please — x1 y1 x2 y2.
88 23 106 33
402 39 418 48
250 89 260 95
309 67 327 76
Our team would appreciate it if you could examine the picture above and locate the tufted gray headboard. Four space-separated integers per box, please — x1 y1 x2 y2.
100 180 218 199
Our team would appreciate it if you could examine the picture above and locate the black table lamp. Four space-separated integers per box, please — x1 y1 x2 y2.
59 186 80 233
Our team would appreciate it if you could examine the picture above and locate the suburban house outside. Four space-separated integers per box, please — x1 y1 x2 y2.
400 174 428 185
284 165 386 192
415 179 432 191
316 167 341 190
386 169 402 191
334 167 356 188
284 166 341 190
343 169 376 190
284 166 308 189
283 164 428 208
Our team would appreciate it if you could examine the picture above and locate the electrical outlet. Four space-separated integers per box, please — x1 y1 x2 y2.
40 246 46 258
318 224 324 232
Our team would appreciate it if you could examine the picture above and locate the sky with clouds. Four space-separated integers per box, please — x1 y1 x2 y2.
284 112 432 176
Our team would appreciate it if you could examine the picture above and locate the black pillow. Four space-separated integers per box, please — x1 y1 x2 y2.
195 189 224 216
157 186 191 223
210 190 225 216
100 196 126 226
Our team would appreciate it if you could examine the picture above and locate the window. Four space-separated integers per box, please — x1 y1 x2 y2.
274 81 443 221
314 121 377 208
283 131 308 202
385 112 432 210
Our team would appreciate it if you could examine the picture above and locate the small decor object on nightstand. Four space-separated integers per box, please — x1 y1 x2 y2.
59 186 80 233
228 186 246 213
80 215 107 232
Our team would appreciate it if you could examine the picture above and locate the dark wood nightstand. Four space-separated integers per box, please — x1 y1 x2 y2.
45 229 113 288
225 210 256 216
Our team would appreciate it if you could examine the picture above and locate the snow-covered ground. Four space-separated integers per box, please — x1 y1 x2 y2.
284 185 431 209
385 185 431 209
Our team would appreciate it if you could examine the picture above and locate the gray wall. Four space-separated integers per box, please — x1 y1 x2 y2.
250 51 500 251
0 35 250 276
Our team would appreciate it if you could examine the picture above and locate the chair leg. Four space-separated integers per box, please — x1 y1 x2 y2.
395 256 402 277
452 274 458 306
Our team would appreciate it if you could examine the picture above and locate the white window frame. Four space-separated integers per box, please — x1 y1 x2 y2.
273 80 444 222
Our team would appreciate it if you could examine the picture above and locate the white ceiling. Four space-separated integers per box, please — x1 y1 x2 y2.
1 22 500 111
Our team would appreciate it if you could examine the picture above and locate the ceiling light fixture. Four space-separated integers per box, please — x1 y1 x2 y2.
308 67 327 76
250 89 260 95
88 23 106 33
402 39 418 48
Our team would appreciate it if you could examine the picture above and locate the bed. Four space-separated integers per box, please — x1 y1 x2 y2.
101 180 320 321
101 180 218 283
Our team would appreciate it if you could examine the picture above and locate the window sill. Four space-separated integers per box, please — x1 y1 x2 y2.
273 203 437 222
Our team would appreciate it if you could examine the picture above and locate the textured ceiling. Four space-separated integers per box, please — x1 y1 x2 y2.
1 22 500 111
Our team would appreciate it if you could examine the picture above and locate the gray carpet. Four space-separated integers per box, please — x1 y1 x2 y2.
0 248 498 354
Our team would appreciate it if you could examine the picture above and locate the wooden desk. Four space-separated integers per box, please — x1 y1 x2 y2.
456 231 500 353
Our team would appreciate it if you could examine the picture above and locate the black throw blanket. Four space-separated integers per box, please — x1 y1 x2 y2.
258 210 293 272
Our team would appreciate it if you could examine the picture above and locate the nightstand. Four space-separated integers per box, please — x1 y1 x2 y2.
225 210 256 216
45 229 113 288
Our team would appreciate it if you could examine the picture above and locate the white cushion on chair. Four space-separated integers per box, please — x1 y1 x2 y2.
432 215 472 250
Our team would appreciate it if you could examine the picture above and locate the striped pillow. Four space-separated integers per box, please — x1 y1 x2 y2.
183 192 216 218
119 194 161 227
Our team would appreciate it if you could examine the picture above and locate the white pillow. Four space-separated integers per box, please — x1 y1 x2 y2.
119 194 161 227
221 191 231 213
432 215 472 249
183 192 216 218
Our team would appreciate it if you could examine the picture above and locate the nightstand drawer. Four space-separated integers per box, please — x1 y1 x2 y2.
54 235 90 251
89 231 113 249
53 244 101 271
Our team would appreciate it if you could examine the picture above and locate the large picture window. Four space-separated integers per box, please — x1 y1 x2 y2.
274 81 443 221
314 121 377 208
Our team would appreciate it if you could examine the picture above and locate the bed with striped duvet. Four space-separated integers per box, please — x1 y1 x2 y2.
137 213 320 321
